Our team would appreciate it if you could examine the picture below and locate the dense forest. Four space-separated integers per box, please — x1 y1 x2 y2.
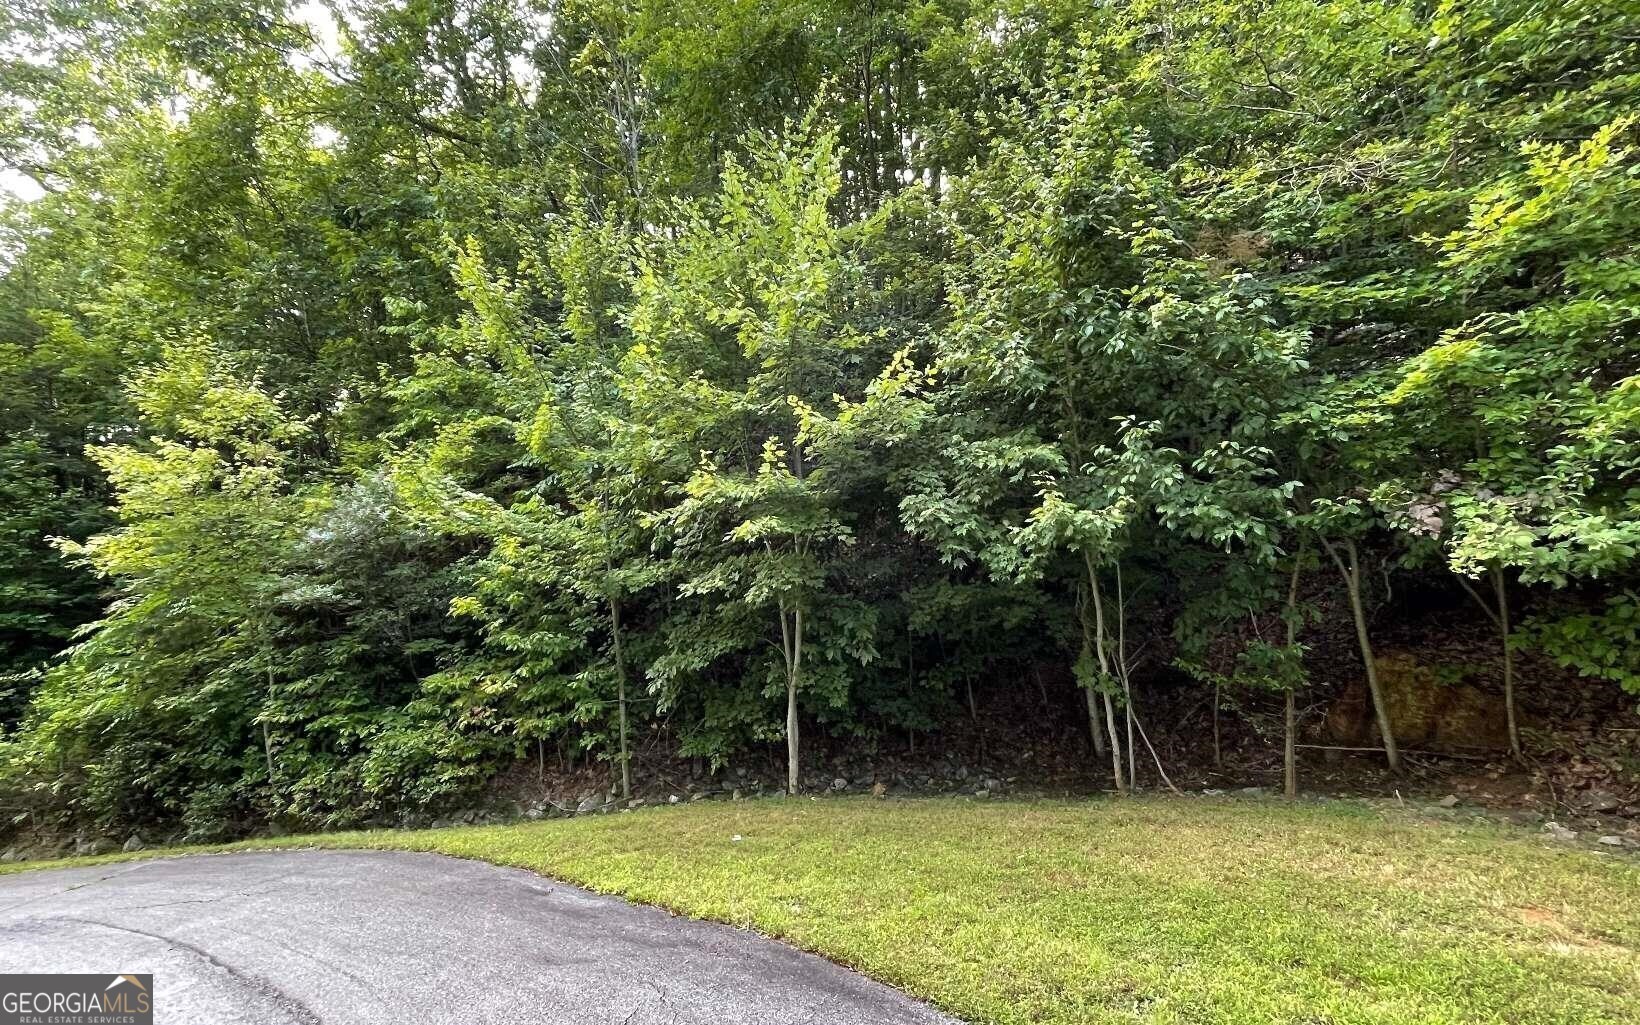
0 0 1636 841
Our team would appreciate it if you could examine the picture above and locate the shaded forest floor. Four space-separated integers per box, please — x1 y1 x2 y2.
7 797 1639 1024
487 663 1640 850
480 586 1640 846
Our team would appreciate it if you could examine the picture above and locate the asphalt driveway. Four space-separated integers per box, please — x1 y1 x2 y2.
0 850 958 1024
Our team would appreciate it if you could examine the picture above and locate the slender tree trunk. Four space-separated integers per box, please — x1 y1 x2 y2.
1456 565 1523 760
1284 690 1297 800
1085 553 1128 795
1100 691 1124 793
1212 683 1223 769
263 641 277 786
1324 537 1400 772
1130 705 1181 794
1085 685 1108 756
1493 566 1521 758
1116 563 1136 791
609 597 632 800
1283 545 1305 801
780 600 804 796
262 722 275 784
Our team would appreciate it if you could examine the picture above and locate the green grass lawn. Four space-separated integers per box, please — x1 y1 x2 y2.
6 796 1638 1024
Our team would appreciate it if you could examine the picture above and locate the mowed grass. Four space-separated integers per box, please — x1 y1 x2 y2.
7 797 1639 1024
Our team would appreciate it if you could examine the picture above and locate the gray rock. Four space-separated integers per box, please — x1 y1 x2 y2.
122 835 146 853
1544 821 1578 842
1577 789 1622 813
73 837 114 857
1596 835 1625 847
668 794 680 805
973 789 990 799
576 794 605 814
1437 794 1461 809
983 778 1003 793
0 848 19 864
1238 786 1268 797
830 778 848 792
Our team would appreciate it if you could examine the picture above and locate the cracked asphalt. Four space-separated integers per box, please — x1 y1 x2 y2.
0 850 959 1024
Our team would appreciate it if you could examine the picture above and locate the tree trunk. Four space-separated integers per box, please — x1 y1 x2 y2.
1085 554 1128 795
1494 566 1521 758
263 643 277 786
1325 537 1400 772
1284 690 1297 800
610 598 632 800
1101 691 1124 793
1115 563 1136 792
1213 682 1223 769
1457 565 1523 761
262 721 275 784
1283 546 1304 801
1085 685 1108 757
782 602 804 796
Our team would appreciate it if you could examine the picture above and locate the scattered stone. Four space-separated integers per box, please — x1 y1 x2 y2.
830 777 848 792
1544 821 1578 842
690 792 707 802
983 778 1003 794
1596 835 1625 847
575 794 605 814
871 781 888 799
731 789 742 801
1577 789 1622 813
668 794 680 805
626 799 645 810
1437 794 1461 809
0 848 19 864
1238 787 1268 797
1201 788 1224 797
73 837 113 857
973 789 990 799
731 835 743 843
122 835 145 853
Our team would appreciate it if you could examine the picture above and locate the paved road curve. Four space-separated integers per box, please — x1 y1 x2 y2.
0 850 960 1025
